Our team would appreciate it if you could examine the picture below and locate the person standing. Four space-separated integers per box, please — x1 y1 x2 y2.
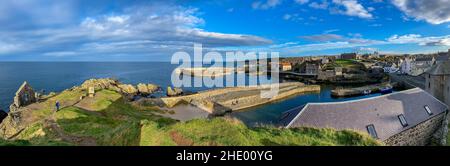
55 101 60 112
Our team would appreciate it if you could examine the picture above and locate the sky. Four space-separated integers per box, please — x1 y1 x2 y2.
0 0 449 61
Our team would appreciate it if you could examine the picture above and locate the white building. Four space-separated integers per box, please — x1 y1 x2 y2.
399 58 412 75
384 64 399 73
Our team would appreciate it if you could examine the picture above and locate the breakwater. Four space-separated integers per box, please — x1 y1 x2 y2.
160 82 321 115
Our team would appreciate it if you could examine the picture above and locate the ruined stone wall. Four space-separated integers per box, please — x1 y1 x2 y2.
13 82 36 108
384 113 446 146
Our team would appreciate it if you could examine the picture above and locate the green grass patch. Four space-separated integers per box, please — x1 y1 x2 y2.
56 107 121 137
139 118 381 146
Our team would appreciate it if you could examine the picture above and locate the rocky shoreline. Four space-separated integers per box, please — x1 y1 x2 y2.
0 78 322 139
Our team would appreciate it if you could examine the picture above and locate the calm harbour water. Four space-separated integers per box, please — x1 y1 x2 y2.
0 62 388 125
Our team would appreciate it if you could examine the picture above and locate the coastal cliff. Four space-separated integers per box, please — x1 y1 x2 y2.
0 78 379 146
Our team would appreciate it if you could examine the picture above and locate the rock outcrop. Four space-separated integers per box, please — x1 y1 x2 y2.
78 78 160 97
167 87 183 97
81 78 119 90
137 83 159 95
118 84 138 95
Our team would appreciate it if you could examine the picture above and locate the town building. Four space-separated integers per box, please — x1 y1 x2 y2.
340 53 357 60
321 57 329 64
280 88 449 146
399 58 412 75
424 60 450 107
334 67 343 76
383 63 399 73
436 51 450 62
280 62 292 71
299 61 321 75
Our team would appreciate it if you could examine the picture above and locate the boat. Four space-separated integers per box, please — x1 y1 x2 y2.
362 89 371 95
379 87 393 94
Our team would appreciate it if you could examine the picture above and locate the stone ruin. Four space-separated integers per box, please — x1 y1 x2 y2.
10 81 37 112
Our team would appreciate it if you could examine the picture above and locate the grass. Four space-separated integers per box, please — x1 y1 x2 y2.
139 118 381 146
3 88 381 146
52 89 175 145
323 59 366 71
3 122 72 146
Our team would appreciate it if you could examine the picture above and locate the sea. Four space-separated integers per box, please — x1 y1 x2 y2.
0 62 389 125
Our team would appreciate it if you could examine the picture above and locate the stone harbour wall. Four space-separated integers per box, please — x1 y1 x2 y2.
384 112 447 146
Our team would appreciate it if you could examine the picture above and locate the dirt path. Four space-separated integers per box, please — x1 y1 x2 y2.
43 110 97 146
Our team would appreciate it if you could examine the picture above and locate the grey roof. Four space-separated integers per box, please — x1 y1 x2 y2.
281 88 448 140
426 60 450 75
415 57 433 62
436 54 449 61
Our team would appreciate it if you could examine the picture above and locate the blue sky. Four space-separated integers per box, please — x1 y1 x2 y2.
0 0 449 61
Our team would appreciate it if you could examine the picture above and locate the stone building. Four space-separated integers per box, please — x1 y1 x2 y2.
12 81 37 108
340 53 357 59
280 88 448 146
334 67 343 76
424 60 450 107
279 62 292 71
399 57 412 75
299 61 321 75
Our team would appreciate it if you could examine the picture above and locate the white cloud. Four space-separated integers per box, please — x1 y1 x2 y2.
220 33 450 56
324 29 340 34
388 34 450 46
0 2 272 60
0 0 76 29
331 0 373 19
300 33 383 44
309 0 329 9
0 41 22 55
283 14 292 20
252 0 282 10
391 0 450 24
107 15 130 24
282 13 304 21
294 0 309 5
369 23 382 27
43 51 77 57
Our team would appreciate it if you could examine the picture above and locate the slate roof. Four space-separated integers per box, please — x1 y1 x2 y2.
436 54 449 61
415 57 433 62
426 60 450 75
281 88 448 140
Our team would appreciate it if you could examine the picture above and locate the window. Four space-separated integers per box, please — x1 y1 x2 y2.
428 82 431 89
398 114 408 127
424 105 433 115
366 124 378 139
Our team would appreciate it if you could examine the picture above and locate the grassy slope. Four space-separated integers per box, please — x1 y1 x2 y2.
2 89 381 146
139 118 381 146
